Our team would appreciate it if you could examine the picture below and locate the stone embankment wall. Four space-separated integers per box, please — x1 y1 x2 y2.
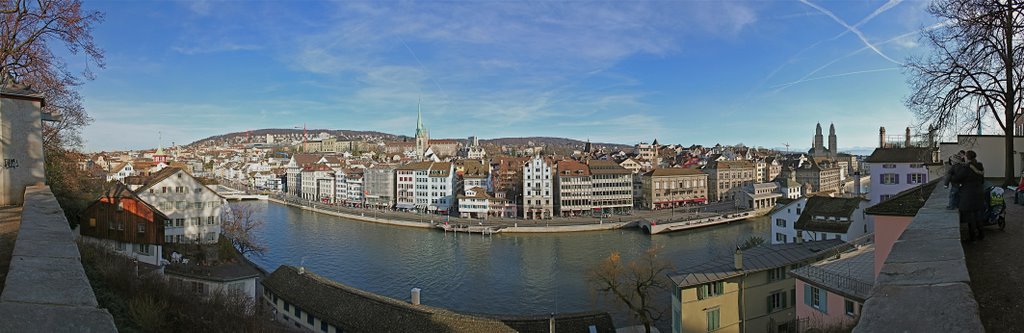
0 185 116 332
854 183 983 332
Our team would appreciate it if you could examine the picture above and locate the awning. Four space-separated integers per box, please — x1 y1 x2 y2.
396 203 416 209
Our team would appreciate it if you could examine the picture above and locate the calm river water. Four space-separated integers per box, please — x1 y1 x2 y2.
247 201 769 329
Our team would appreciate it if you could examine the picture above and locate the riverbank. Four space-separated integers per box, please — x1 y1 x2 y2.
266 197 638 233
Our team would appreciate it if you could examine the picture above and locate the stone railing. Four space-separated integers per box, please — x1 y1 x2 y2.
0 185 116 332
853 182 983 332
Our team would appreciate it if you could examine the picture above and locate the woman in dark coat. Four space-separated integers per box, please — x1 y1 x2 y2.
952 150 986 241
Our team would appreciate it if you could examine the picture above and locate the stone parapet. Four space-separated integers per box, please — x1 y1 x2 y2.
853 184 983 332
0 185 116 332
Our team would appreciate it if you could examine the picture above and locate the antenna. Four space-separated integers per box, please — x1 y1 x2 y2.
782 143 790 154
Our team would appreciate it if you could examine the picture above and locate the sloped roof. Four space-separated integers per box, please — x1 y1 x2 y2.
644 167 705 177
556 160 590 176
864 179 941 217
587 160 630 174
863 147 936 164
794 196 865 233
670 239 849 287
706 160 755 170
789 244 875 302
262 266 615 333
87 182 169 221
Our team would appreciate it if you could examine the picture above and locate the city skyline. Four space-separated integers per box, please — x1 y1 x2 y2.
78 0 940 152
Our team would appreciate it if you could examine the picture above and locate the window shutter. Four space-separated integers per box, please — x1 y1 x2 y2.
804 285 812 306
819 290 828 313
767 295 773 312
791 289 796 307
781 292 788 309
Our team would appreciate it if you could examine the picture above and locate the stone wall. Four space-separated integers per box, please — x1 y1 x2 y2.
0 94 47 205
0 185 116 332
853 183 983 332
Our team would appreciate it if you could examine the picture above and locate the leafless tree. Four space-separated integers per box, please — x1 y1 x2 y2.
221 203 268 257
589 247 673 333
905 0 1024 185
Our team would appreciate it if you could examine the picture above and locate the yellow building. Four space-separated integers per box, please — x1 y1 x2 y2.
670 240 850 333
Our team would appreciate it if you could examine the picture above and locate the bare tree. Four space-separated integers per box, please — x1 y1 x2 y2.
589 247 673 333
2 0 105 217
221 203 268 257
905 0 1024 186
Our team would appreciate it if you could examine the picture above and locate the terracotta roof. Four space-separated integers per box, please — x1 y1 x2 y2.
87 182 169 221
863 147 936 164
293 153 322 166
587 160 630 175
261 266 615 333
864 179 941 217
671 240 850 287
794 196 865 233
556 160 590 176
707 160 754 169
643 168 705 177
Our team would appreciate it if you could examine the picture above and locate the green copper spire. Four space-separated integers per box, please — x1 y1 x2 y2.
415 97 425 136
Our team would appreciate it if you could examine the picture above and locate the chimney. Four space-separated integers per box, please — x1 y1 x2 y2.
879 127 886 148
411 288 421 305
854 171 862 196
905 127 912 147
298 266 305 275
734 247 743 271
549 313 556 333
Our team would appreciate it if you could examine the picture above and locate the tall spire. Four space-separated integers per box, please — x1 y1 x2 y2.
416 97 424 135
816 123 822 135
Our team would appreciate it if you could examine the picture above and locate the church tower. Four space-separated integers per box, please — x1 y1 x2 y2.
414 101 429 159
812 123 825 157
828 123 837 157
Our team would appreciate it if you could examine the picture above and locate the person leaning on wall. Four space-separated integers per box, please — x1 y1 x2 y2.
944 150 966 210
951 150 986 242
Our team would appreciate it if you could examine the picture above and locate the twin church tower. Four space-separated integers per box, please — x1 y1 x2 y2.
811 123 837 159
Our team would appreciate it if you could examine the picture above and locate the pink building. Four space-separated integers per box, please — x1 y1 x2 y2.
791 244 874 331
864 180 941 277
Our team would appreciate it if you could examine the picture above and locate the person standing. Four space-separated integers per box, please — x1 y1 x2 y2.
944 150 966 209
952 150 986 241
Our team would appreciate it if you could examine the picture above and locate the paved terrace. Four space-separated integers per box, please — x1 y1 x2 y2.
964 189 1024 332
854 180 985 332
0 186 116 332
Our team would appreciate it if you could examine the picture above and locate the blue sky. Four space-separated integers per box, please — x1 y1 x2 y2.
77 0 939 152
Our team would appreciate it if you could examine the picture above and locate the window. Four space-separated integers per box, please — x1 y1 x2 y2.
768 290 788 312
775 233 786 242
89 218 96 227
706 307 720 332
880 194 894 201
284 302 290 312
321 321 328 332
775 218 786 227
907 173 926 184
805 285 828 313
137 223 146 233
845 299 856 317
880 173 899 184
208 216 215 225
135 244 151 255
307 314 314 325
882 164 896 168
175 218 184 227
767 267 786 282
294 307 301 317
697 281 724 300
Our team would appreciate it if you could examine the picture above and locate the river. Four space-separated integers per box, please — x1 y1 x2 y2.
247 201 770 330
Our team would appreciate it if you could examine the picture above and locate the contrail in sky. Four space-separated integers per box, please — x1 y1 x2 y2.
799 0 902 64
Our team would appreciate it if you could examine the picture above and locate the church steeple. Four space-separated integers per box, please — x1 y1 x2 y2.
415 99 425 137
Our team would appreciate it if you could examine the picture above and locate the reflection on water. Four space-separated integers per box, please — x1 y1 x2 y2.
247 201 769 329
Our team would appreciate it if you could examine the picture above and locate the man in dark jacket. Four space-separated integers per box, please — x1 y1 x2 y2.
951 150 986 241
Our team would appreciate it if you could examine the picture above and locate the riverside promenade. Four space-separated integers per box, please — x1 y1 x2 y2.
220 182 743 234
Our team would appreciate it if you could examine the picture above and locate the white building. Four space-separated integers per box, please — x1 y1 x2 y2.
106 162 134 182
864 147 937 204
127 167 226 245
770 197 808 244
522 155 555 219
795 196 872 243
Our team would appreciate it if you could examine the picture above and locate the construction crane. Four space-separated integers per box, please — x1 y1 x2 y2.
782 143 790 154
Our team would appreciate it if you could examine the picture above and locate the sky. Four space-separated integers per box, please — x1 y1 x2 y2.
74 0 944 152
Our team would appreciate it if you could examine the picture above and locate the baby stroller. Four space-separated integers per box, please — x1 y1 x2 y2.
983 187 1007 231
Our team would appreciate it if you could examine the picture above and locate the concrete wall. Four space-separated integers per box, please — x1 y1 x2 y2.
853 181 983 332
0 94 46 206
0 186 116 332
940 135 1024 180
